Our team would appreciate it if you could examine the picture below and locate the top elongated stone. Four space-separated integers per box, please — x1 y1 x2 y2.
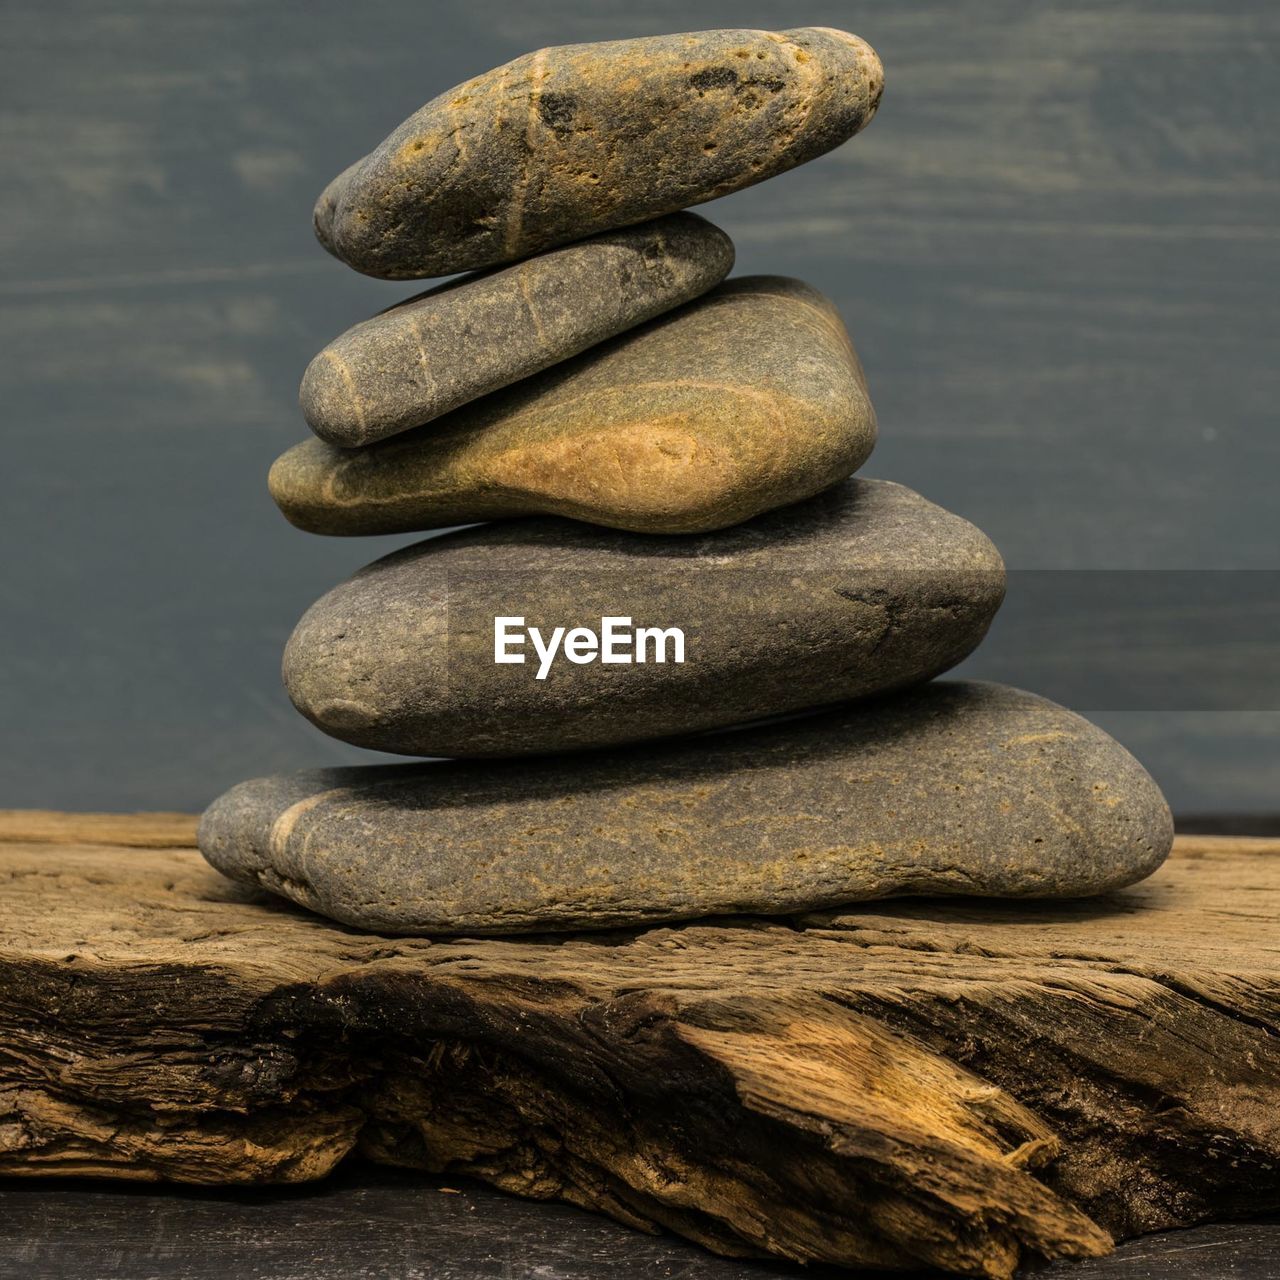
301 213 734 446
315 27 884 279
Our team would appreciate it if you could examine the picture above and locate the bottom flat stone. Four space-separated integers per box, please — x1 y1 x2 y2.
198 682 1172 935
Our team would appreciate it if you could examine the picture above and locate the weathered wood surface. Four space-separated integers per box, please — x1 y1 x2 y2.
1 815 1278 1278
0 811 200 848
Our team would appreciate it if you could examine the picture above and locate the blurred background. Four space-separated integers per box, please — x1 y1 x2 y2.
2 0 1276 815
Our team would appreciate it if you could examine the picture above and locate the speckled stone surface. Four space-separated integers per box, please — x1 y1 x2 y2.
314 27 883 279
301 213 734 447
198 681 1174 935
282 478 1006 757
272 277 875 536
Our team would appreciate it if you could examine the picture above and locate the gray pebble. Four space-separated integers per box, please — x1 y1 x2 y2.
282 479 1007 757
302 213 734 446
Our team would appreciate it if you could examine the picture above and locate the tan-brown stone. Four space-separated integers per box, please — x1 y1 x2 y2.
270 276 876 536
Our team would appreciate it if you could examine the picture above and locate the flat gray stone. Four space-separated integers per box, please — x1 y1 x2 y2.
282 479 1006 757
273 276 876 536
198 681 1175 935
315 27 883 279
301 213 734 447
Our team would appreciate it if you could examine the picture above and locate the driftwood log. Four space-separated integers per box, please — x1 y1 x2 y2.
1 812 1278 1278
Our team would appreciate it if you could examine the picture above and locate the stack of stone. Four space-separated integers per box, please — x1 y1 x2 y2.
200 27 1173 934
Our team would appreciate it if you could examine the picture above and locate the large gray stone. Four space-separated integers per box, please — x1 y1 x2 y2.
301 213 734 447
198 681 1174 935
272 277 876 536
282 479 1006 757
314 27 883 279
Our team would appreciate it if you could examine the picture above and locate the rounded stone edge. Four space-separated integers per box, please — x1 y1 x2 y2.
197 775 280 885
313 160 362 258
267 442 349 536
198 771 377 925
952 682 1175 899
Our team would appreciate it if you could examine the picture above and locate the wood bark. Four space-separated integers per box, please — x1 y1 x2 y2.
1 814 1278 1277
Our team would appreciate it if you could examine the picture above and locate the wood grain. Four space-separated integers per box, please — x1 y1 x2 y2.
0 810 200 848
2 813 1278 1276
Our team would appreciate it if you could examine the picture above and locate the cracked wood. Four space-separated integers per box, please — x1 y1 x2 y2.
0 814 1277 1278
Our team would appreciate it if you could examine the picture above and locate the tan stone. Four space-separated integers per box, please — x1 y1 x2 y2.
315 27 883 279
270 276 876 536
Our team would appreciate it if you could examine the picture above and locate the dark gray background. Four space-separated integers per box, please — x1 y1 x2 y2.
3 0 1277 814
2 1164 1276 1280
